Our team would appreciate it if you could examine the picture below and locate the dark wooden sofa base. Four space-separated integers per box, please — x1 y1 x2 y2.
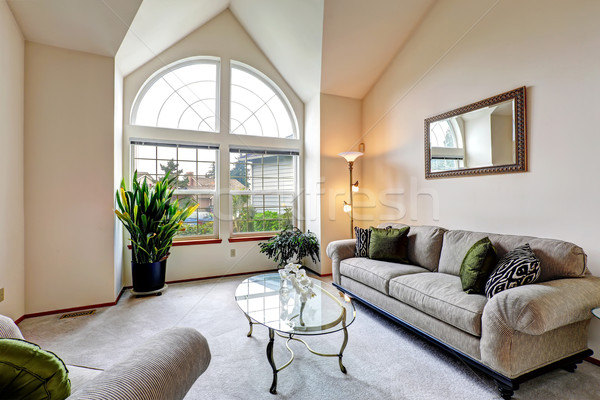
333 283 593 400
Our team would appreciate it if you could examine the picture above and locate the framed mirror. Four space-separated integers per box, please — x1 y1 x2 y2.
425 86 527 179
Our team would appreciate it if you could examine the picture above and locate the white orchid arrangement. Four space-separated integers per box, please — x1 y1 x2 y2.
278 263 316 302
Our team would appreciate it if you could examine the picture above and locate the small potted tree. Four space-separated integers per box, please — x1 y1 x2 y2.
258 227 320 268
115 171 198 295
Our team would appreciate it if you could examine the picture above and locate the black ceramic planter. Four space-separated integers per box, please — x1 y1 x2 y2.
131 259 167 293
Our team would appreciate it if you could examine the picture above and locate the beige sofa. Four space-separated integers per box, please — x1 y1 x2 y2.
0 315 211 399
326 223 600 399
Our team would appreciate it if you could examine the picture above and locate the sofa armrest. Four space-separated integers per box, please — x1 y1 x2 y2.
482 276 600 336
0 315 24 339
68 327 210 400
326 239 356 285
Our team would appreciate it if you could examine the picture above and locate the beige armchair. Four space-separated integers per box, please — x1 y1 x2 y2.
0 315 211 400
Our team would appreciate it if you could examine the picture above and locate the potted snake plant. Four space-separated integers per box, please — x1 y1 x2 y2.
115 171 198 294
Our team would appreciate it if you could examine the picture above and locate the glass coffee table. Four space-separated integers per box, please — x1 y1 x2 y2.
235 273 356 394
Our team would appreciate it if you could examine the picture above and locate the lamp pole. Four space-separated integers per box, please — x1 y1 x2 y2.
348 161 354 238
338 151 363 239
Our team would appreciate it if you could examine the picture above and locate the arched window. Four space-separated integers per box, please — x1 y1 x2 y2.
430 119 465 172
131 57 219 132
127 56 301 239
230 61 297 139
430 120 460 148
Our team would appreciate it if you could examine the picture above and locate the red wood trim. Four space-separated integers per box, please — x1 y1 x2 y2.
585 356 600 367
114 286 126 303
121 269 278 289
127 238 222 249
15 287 126 325
19 302 116 321
164 268 278 284
228 235 275 243
17 268 305 324
172 239 222 246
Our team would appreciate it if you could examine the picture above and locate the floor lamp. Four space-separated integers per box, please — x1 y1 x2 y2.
338 151 363 238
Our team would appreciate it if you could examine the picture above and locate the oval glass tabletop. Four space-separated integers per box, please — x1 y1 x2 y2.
235 273 356 335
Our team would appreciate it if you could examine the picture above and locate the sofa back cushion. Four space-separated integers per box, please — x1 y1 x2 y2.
377 223 446 271
438 230 588 282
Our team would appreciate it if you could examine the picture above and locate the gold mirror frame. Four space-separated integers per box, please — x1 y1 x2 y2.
424 86 527 179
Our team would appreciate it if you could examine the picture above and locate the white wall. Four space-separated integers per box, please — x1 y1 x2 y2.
464 108 493 168
114 65 124 299
490 112 513 165
122 10 304 283
362 0 600 355
319 94 362 274
303 94 322 273
0 1 25 320
24 42 116 313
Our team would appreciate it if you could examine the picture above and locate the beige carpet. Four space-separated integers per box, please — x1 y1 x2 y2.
18 275 600 399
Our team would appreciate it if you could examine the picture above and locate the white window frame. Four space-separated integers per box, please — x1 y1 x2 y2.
229 148 299 238
130 139 220 240
126 56 303 242
130 56 221 133
230 60 299 139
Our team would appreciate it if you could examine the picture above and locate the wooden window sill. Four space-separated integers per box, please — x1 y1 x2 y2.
127 238 222 249
228 235 275 243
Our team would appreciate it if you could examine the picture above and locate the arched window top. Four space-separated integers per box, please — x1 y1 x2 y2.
430 120 462 148
230 61 297 139
131 57 219 132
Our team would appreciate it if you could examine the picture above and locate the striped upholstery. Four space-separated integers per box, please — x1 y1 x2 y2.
0 315 24 339
67 327 210 400
0 315 210 400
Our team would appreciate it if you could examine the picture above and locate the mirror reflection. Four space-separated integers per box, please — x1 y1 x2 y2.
425 87 526 178
430 99 515 172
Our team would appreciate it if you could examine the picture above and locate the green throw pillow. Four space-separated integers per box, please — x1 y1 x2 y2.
368 226 410 263
0 338 71 400
459 237 497 294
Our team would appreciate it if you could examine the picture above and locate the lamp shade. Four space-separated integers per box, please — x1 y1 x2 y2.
338 152 363 163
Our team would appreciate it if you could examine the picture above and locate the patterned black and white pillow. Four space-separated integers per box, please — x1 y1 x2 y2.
354 227 371 257
485 243 541 298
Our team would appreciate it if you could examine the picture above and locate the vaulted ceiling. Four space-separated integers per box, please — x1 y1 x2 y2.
6 0 142 57
6 0 435 101
321 0 435 99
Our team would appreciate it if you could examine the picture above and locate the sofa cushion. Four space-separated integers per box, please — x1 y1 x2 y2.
377 223 446 271
368 226 410 263
340 258 430 295
460 237 497 294
354 226 371 257
485 243 541 298
438 230 587 282
389 273 487 336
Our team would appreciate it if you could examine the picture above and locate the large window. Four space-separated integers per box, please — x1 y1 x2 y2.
131 58 219 132
230 149 298 234
128 57 301 240
131 140 219 238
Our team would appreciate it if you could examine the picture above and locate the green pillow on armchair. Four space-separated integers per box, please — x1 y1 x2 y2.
0 338 71 400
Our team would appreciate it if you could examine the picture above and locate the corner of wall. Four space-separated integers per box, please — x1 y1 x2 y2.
24 43 116 313
318 94 362 275
0 0 25 320
303 94 322 273
114 64 124 299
